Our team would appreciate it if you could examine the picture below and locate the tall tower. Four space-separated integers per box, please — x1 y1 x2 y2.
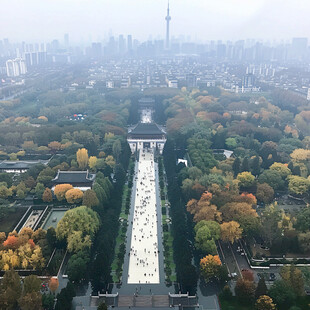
165 1 171 49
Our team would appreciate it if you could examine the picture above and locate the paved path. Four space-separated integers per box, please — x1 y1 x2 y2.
127 150 159 284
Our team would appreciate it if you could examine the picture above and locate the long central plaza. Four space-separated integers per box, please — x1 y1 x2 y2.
127 149 160 284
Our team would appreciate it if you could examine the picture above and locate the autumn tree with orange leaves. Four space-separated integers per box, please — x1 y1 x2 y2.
54 184 73 201
65 188 83 204
186 191 222 222
200 255 222 281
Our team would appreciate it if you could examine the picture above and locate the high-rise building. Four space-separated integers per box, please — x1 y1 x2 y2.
64 33 69 47
119 35 126 55
291 37 308 60
165 1 171 49
6 58 27 77
127 35 133 53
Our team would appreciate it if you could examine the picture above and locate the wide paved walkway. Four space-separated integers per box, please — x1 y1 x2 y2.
128 149 159 284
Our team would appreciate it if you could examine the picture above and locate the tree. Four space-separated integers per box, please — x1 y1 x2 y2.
42 188 53 202
298 232 310 253
237 172 255 188
36 167 55 186
76 148 89 170
221 202 258 222
67 252 89 282
233 157 241 177
112 139 122 161
42 294 54 310
23 275 41 295
220 221 242 243
242 157 250 172
270 162 291 178
256 183 274 204
187 192 222 223
18 292 42 310
255 277 267 298
288 175 310 195
48 277 59 293
296 207 310 232
269 280 296 309
16 189 25 199
56 206 100 253
54 184 73 201
65 188 83 204
194 221 221 254
0 269 21 310
255 295 276 310
88 156 97 170
258 170 284 190
82 189 99 208
200 255 222 282
0 185 13 199
235 278 256 304
48 141 62 153
280 265 304 296
98 302 108 310
251 156 261 176
35 183 45 199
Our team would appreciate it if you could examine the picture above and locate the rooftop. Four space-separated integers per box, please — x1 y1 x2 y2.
129 122 165 136
53 170 96 184
0 160 49 170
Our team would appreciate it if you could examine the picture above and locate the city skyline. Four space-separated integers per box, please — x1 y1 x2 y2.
1 0 310 43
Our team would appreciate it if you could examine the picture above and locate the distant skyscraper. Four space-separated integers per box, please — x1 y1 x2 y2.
165 1 171 49
127 35 133 52
119 34 126 55
64 33 69 47
6 58 27 77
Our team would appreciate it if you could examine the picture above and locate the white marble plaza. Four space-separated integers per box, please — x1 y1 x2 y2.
127 149 160 284
141 108 152 123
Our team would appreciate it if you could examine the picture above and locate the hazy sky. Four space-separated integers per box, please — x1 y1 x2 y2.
1 0 309 43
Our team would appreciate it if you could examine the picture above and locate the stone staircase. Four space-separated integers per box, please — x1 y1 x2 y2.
135 295 152 307
153 295 170 307
118 295 134 307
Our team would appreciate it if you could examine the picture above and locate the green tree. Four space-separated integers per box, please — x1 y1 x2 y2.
98 302 108 310
251 156 261 176
35 183 45 199
194 221 220 254
288 175 310 195
241 157 250 172
296 207 310 232
56 206 100 253
237 171 255 188
82 189 99 208
255 277 267 299
258 169 284 190
233 157 241 177
269 280 296 309
0 269 21 310
67 252 90 283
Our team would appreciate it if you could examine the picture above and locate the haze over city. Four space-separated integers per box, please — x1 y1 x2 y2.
1 0 310 42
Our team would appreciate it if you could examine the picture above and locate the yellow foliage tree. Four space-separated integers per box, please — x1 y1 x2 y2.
65 188 84 204
220 221 243 243
200 255 222 281
76 148 89 169
54 184 73 201
255 295 276 310
88 156 98 170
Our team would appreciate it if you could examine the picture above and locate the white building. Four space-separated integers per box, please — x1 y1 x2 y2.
127 123 166 154
6 58 27 77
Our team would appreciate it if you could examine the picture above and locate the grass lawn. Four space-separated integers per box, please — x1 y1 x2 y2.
0 207 26 233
